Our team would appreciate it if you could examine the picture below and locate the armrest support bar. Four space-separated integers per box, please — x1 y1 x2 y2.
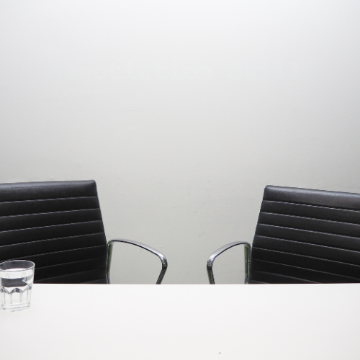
207 241 251 284
107 239 168 284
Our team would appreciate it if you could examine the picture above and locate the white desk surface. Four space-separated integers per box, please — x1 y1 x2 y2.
1 284 360 360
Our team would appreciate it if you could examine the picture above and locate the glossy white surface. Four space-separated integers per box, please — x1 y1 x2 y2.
1 284 360 359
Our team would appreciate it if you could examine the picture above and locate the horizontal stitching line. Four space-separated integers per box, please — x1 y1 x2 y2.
263 199 360 213
257 223 360 242
253 258 360 281
0 220 103 235
0 208 100 220
255 233 360 254
35 256 105 270
253 246 360 268
251 269 318 283
83 278 107 284
0 196 98 204
36 268 105 282
0 232 105 248
261 211 360 228
4 244 106 262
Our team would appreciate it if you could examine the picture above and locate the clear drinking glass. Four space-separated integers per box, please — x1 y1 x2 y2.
0 260 35 312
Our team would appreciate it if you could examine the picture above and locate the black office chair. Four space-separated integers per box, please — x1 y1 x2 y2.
0 180 167 284
207 185 360 284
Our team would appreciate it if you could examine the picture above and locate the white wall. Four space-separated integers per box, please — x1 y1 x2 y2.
1 0 360 283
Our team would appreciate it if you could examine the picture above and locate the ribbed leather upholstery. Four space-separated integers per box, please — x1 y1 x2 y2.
249 186 360 284
0 181 108 284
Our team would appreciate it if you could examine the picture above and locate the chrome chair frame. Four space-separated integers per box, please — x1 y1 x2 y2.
107 239 168 284
207 241 251 284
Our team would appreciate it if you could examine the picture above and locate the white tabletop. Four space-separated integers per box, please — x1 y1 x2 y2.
1 284 360 360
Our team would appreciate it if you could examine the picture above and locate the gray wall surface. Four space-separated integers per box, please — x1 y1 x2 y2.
1 0 360 283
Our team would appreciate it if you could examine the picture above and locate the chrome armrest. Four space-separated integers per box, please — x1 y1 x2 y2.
107 239 168 284
207 241 251 284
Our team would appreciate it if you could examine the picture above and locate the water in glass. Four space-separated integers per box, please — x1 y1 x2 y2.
0 260 35 312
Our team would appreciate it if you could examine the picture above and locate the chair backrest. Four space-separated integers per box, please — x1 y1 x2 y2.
249 185 360 283
0 180 108 283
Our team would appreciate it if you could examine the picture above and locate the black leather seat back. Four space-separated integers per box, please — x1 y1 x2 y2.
0 181 108 283
249 186 360 283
